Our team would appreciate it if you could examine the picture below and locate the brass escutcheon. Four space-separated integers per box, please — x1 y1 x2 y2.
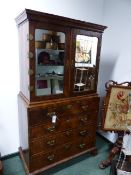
27 33 33 40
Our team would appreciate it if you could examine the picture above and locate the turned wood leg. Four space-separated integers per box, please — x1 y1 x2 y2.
99 134 123 169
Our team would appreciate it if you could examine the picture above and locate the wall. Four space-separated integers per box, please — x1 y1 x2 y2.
98 0 131 96
97 0 131 140
0 0 104 156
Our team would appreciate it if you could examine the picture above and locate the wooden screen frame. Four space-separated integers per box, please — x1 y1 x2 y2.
102 80 131 132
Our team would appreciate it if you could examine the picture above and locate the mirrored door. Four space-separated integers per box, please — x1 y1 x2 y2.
73 34 98 92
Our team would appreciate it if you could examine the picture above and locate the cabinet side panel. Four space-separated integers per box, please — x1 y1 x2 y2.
18 21 30 100
18 95 29 168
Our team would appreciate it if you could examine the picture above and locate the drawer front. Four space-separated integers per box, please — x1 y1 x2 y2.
75 137 95 153
29 97 99 127
30 129 75 155
30 150 59 172
78 98 99 113
55 98 99 115
30 136 95 172
29 108 48 126
30 114 79 140
30 123 96 155
29 108 79 128
77 125 97 142
30 143 75 172
79 112 98 126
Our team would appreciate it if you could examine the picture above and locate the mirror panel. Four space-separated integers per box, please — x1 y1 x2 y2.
35 29 65 96
74 35 98 92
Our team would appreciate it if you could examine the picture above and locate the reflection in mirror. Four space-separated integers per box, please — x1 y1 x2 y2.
74 35 98 92
75 35 98 67
35 29 65 96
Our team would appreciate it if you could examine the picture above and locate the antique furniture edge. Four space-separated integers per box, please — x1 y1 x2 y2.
19 91 100 107
19 146 96 175
15 9 107 32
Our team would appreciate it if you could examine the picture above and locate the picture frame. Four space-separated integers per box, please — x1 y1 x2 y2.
102 82 131 131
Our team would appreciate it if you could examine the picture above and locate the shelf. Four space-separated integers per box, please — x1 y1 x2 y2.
36 48 64 53
36 74 64 80
74 83 85 87
38 64 64 66
76 68 88 71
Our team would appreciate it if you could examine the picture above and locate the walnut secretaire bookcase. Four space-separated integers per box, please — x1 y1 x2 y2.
16 9 107 175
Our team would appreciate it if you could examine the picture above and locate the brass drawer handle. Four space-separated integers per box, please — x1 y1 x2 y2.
47 112 51 116
63 105 72 109
27 33 34 40
47 126 55 132
27 52 34 59
65 130 72 136
28 69 34 76
79 143 85 149
80 117 88 123
28 85 34 92
82 105 88 110
67 105 72 109
47 112 55 116
47 154 55 161
79 130 87 136
47 140 55 146
66 119 70 123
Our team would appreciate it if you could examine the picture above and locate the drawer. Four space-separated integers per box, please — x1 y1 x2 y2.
58 142 75 159
71 125 96 143
28 103 66 127
29 105 79 127
78 99 99 113
30 115 79 139
30 129 75 155
30 123 58 139
55 98 99 115
30 135 96 172
30 124 96 155
29 108 49 126
30 135 59 155
30 142 75 172
78 112 98 126
55 102 81 115
76 125 97 139
69 129 96 155
29 97 99 127
30 150 59 172
74 137 95 154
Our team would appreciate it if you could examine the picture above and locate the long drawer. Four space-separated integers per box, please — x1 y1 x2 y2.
30 124 96 155
29 111 97 140
30 129 74 155
29 114 78 139
30 136 95 172
28 97 99 127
